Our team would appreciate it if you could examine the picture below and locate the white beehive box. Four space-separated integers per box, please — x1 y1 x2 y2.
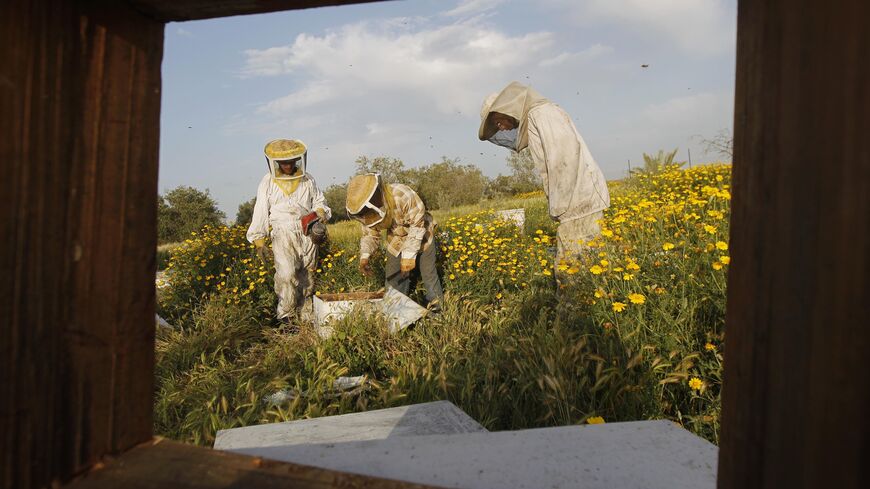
495 208 525 230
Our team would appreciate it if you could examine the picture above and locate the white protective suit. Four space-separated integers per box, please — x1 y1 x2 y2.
480 82 610 261
247 172 331 320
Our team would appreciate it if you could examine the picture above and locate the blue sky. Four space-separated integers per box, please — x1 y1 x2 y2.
160 0 737 218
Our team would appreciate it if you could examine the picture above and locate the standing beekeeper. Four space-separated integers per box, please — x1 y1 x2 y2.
247 139 331 322
346 173 443 313
479 81 610 264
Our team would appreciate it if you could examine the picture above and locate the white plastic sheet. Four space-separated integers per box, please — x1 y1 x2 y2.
313 287 428 338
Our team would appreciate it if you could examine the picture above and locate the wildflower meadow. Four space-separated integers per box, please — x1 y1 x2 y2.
156 163 730 446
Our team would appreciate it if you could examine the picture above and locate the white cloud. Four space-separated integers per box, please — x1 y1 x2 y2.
240 17 562 120
548 0 736 56
539 44 613 67
176 27 194 38
240 46 296 77
444 0 508 17
256 83 337 114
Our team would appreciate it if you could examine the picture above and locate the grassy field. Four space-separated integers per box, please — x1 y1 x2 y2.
156 164 728 446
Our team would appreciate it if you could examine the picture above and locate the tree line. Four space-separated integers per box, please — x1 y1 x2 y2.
158 152 539 244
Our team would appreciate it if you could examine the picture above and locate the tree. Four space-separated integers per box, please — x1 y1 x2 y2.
700 129 733 160
157 186 226 244
235 198 255 227
486 149 540 198
353 155 488 210
323 184 349 221
506 148 540 193
485 174 517 199
355 156 410 185
632 148 686 176
410 157 487 210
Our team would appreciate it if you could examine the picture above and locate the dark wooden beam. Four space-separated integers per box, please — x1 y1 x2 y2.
127 0 391 22
64 439 443 489
1 1 163 487
719 0 870 488
1 2 78 487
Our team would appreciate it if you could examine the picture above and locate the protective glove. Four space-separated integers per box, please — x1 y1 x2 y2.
400 257 416 273
300 212 320 235
359 257 373 276
254 239 273 264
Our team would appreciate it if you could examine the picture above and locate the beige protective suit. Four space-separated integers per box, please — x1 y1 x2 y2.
247 156 331 320
480 82 610 262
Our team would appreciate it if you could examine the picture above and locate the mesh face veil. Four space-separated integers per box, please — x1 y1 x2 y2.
264 139 307 180
346 173 388 228
488 127 519 150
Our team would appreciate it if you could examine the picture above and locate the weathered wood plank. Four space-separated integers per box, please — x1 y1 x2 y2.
64 439 443 489
128 0 390 22
67 4 163 471
719 0 870 488
1 2 163 488
1 2 77 488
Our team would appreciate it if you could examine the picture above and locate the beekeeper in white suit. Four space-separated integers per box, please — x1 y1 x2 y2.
479 81 610 264
247 139 331 322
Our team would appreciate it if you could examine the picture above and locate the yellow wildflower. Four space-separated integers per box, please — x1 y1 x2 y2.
689 377 703 391
627 293 646 304
586 416 605 425
612 302 627 312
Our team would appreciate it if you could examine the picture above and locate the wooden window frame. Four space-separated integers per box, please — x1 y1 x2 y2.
2 1 867 488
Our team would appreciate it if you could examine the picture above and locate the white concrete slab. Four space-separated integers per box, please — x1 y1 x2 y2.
225 420 717 489
214 400 486 450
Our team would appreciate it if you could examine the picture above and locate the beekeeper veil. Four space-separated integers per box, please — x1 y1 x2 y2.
264 139 307 180
479 82 548 152
346 173 395 229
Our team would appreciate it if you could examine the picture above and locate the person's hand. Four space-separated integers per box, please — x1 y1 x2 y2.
400 258 416 273
315 207 328 221
359 258 373 276
255 245 273 264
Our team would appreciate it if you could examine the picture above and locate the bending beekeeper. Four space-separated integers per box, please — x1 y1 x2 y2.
247 139 331 322
346 173 443 313
479 81 610 264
